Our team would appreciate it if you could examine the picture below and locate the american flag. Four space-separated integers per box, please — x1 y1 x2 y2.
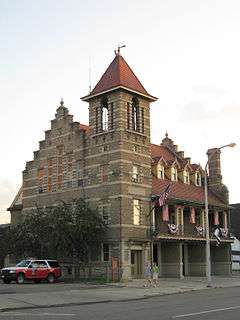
156 184 171 207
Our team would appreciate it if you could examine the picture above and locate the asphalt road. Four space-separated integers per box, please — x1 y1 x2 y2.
1 286 240 320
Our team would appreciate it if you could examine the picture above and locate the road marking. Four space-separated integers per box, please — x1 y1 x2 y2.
0 313 75 317
173 305 240 318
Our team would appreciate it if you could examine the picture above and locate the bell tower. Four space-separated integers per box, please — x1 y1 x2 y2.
82 50 157 280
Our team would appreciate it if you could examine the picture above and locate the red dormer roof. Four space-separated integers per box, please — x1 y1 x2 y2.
82 54 157 101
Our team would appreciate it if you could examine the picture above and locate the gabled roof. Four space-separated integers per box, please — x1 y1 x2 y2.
82 54 157 101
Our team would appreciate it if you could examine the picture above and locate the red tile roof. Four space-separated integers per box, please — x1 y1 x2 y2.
79 123 89 131
152 177 225 207
151 144 175 161
82 54 157 101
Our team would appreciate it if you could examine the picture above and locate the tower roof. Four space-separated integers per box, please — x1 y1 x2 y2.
82 53 157 101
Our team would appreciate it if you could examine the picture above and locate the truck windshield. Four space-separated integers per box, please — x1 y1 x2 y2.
16 260 31 267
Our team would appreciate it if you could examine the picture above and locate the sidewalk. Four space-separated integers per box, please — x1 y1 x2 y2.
1 276 240 312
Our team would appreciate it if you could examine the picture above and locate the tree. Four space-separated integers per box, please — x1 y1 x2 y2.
0 225 11 267
10 198 107 262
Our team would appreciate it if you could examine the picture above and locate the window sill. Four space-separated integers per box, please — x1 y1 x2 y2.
126 129 146 137
92 130 115 138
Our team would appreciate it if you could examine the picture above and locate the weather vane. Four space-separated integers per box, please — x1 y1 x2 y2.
115 44 126 56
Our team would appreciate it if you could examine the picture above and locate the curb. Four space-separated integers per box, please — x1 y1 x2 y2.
1 284 240 313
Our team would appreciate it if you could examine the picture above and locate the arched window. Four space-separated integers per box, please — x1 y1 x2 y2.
158 164 165 179
195 172 202 186
101 97 109 131
183 170 190 184
171 166 178 181
132 97 139 132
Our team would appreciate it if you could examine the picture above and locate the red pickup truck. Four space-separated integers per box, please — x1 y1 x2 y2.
1 259 61 284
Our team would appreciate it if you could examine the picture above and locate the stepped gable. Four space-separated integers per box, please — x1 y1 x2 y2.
82 53 157 101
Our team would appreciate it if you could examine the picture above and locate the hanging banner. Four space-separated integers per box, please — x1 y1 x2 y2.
162 205 169 222
214 211 219 225
190 207 195 224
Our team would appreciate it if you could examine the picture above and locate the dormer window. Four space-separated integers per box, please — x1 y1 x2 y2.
183 170 190 184
157 164 165 179
195 172 201 186
171 167 178 181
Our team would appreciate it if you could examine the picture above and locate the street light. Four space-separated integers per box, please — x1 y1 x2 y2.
204 142 236 287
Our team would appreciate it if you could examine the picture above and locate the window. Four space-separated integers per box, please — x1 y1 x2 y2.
102 206 110 225
102 244 110 262
57 175 62 189
141 107 144 133
158 164 164 179
76 160 83 178
67 153 73 171
183 170 190 184
171 167 178 181
38 168 44 179
133 199 140 225
101 164 108 183
102 106 108 131
132 165 139 182
127 102 131 129
132 98 139 132
195 172 201 186
48 177 52 192
101 97 109 132
95 107 99 133
38 168 44 193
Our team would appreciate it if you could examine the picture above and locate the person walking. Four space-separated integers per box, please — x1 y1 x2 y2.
144 262 152 287
152 262 159 287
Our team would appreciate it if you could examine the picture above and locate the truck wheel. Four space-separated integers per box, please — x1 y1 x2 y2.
16 273 25 284
47 273 55 284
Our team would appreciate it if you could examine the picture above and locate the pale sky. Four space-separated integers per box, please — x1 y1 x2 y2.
1 0 239 223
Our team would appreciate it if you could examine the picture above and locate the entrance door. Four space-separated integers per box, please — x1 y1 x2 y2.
131 250 143 278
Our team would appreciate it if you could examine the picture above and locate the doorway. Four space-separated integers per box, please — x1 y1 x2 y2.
131 250 143 278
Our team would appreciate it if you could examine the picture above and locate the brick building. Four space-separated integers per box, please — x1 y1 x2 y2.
8 51 232 280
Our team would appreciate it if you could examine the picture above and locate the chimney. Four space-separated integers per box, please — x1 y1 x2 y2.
207 148 229 203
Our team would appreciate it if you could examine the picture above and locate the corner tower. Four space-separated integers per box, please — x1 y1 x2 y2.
82 51 157 280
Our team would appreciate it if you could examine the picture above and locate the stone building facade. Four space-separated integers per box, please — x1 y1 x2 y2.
8 51 232 280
